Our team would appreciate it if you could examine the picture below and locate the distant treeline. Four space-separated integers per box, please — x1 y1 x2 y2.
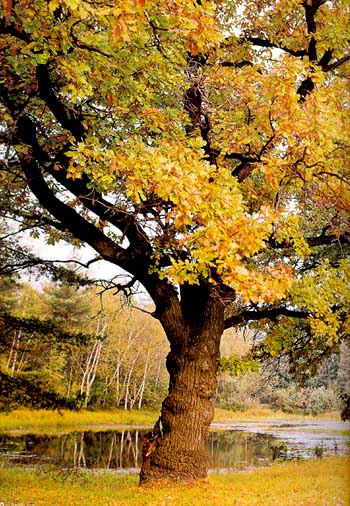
1 278 349 414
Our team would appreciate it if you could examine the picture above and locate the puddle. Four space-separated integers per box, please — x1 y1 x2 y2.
0 420 348 473
212 419 350 463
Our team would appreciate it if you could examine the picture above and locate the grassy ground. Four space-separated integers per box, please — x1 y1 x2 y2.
296 428 350 436
0 408 157 432
0 457 348 506
0 407 341 432
214 407 341 422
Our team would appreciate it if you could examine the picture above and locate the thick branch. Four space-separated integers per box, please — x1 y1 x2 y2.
36 64 85 141
243 36 307 58
1 144 152 259
224 307 309 330
324 54 350 72
226 153 260 182
16 139 138 276
219 60 253 68
303 0 318 61
268 231 350 250
46 154 152 257
184 55 218 166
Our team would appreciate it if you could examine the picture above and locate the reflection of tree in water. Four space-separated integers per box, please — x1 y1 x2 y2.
0 431 144 469
57 430 143 469
73 432 86 468
102 430 141 469
0 433 66 464
0 430 283 470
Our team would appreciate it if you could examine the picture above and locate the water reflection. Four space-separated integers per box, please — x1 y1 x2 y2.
0 430 142 470
0 428 346 472
209 431 275 469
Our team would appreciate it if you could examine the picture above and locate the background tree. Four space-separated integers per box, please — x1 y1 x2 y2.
0 274 169 410
216 328 342 415
0 0 349 482
43 283 92 398
0 279 90 410
94 301 168 410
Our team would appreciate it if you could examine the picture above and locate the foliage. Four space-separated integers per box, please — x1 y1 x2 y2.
0 279 96 410
263 384 340 416
0 370 79 412
215 369 341 415
0 311 90 349
215 371 263 411
0 0 348 334
218 356 259 377
1 277 344 416
216 330 346 416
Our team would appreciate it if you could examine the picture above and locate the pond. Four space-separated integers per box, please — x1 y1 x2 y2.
1 419 349 473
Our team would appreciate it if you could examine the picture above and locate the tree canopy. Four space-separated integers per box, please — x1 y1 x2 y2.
1 0 349 482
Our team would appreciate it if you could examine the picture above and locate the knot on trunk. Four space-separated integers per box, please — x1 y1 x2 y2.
142 433 159 459
142 417 163 459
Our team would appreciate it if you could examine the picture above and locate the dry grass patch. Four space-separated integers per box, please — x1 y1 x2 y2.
0 408 156 432
0 457 348 506
214 407 341 422
0 407 341 433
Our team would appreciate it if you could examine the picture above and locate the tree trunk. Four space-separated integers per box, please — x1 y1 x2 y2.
140 287 224 483
7 330 21 373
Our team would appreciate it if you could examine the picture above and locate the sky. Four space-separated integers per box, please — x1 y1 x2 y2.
24 233 153 307
24 233 124 283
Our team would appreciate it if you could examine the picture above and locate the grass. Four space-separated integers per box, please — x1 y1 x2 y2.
0 407 342 433
213 407 341 422
0 408 157 432
0 457 348 505
295 429 350 436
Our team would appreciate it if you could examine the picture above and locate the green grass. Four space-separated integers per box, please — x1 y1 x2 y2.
213 407 341 422
0 407 342 433
0 457 348 505
0 408 156 432
295 428 350 436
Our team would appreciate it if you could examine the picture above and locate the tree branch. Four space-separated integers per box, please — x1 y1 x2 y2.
15 118 139 276
229 156 258 182
219 60 253 68
243 36 307 58
36 64 85 141
323 54 350 72
46 151 152 257
224 307 309 330
69 20 112 58
268 231 350 250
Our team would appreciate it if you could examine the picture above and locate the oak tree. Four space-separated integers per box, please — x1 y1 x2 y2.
1 0 349 482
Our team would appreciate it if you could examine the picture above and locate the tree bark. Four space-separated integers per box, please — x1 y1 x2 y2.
140 289 224 482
